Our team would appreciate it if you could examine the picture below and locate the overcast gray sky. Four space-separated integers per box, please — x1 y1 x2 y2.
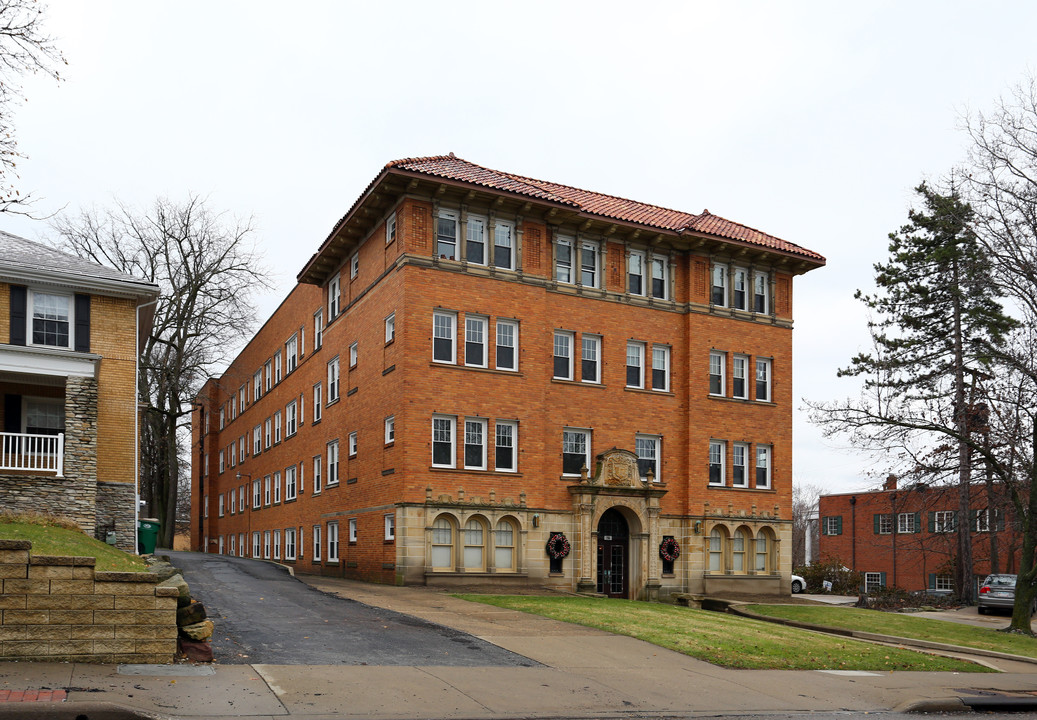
6 1 1036 495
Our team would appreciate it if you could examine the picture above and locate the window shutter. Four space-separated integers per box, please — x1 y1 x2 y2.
995 510 1005 532
950 511 957 531
74 294 91 353
873 514 881 534
927 512 935 533
9 286 26 346
879 572 887 587
970 509 978 529
913 512 921 533
3 394 20 433
928 573 936 589
835 516 843 535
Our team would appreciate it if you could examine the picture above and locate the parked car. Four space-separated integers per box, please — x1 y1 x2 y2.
977 573 1033 615
791 574 805 594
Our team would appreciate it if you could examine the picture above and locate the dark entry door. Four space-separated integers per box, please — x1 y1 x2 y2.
596 508 629 598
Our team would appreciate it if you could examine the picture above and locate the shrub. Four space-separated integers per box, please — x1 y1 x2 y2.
794 556 864 594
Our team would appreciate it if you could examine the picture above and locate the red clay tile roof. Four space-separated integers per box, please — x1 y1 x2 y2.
386 155 824 263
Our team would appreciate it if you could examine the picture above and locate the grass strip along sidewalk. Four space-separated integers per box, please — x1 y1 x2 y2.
458 595 991 672
748 604 1037 660
0 514 147 572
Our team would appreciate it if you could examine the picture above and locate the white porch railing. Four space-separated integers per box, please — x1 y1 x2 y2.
0 432 64 477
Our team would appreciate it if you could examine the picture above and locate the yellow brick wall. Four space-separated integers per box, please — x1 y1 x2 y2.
91 295 139 486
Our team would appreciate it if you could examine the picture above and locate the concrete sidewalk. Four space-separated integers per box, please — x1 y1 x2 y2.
2 577 1037 719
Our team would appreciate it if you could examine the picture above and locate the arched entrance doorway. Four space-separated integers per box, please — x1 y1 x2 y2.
596 508 629 598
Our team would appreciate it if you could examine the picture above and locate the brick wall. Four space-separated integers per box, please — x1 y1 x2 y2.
0 540 177 663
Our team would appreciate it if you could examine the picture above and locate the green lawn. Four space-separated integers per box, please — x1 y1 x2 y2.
457 595 990 672
748 604 1037 659
0 518 147 572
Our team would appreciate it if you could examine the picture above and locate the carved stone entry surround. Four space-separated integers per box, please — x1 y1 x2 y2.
568 448 667 600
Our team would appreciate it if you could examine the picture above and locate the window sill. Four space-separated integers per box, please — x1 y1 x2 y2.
326 398 341 408
551 378 604 388
708 395 777 407
428 466 523 478
624 386 675 397
429 362 523 378
709 485 777 493
385 338 395 347
384 441 395 449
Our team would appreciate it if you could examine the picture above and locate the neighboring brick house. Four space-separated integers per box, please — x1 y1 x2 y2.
818 476 1021 594
191 155 825 599
0 231 159 551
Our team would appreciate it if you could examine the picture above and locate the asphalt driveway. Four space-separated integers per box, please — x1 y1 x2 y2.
166 551 536 667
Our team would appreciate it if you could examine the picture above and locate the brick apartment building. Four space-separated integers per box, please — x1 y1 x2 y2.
191 155 825 599
818 476 1021 594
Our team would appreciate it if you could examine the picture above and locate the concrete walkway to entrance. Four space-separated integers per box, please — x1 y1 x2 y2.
2 573 1037 719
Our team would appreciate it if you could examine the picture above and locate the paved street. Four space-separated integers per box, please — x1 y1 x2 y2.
167 551 536 667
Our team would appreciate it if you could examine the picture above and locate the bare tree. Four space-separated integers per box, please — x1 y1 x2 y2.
0 0 65 213
52 196 269 547
792 481 822 568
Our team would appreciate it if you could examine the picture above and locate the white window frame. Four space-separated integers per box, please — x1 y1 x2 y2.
348 430 357 458
635 433 661 482
555 234 574 284
436 209 459 260
286 401 298 437
252 479 261 509
755 445 771 489
494 220 515 269
464 417 487 470
285 465 297 501
386 211 397 244
385 415 395 444
464 315 488 368
312 525 322 561
327 441 339 485
252 531 260 558
432 414 456 468
264 474 271 505
28 290 73 349
495 420 517 472
274 411 282 444
626 341 645 389
348 518 358 543
265 360 272 392
328 357 340 402
253 425 261 455
385 514 395 541
264 418 272 449
433 311 456 364
385 312 395 343
350 252 359 280
273 471 281 504
313 383 323 422
562 427 591 477
711 262 728 307
581 334 601 384
229 488 236 514
709 351 725 396
579 240 599 288
263 530 271 559
732 266 749 311
754 271 769 313
553 330 574 380
327 523 339 562
274 350 283 384
285 528 296 561
218 494 225 517
312 455 322 494
286 334 298 373
934 510 955 533
732 442 749 487
466 214 487 265
495 319 518 372
328 274 341 318
651 256 668 300
733 355 749 400
314 308 324 349
273 529 281 560
628 250 645 296
709 440 725 486
755 358 772 402
865 572 883 593
651 345 670 392
897 512 917 534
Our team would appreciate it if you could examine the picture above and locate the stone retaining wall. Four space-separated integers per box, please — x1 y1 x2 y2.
0 539 177 663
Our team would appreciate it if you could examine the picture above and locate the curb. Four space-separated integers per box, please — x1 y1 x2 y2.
899 696 1037 713
0 700 173 719
729 604 1037 666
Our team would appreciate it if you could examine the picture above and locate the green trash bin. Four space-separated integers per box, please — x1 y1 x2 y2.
137 518 160 555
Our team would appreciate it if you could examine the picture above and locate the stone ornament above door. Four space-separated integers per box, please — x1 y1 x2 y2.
579 448 641 488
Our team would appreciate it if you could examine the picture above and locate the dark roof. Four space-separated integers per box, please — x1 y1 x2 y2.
385 155 825 262
0 230 159 294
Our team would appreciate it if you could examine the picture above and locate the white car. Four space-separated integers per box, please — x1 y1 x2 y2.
791 574 806 594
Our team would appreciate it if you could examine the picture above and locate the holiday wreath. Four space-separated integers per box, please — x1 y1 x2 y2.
545 532 570 559
659 537 680 562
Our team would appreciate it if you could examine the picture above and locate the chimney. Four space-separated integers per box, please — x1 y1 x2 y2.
883 474 897 491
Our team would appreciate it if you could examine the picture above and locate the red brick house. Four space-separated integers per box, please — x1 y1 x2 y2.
191 155 825 599
818 476 1021 594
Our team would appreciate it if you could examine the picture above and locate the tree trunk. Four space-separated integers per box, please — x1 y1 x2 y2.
952 259 975 604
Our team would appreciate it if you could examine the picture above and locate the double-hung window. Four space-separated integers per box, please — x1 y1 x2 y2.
466 215 487 265
385 514 395 541
755 445 771 489
553 331 573 380
273 411 282 444
754 272 769 313
385 313 395 343
756 358 772 402
651 257 668 299
933 510 955 533
626 341 645 388
709 440 725 485
433 311 456 364
437 210 458 260
328 274 340 319
386 212 397 244
252 531 261 558
465 315 487 367
822 516 842 535
265 361 272 392
252 479 261 509
711 263 728 306
274 351 282 384
273 471 281 504
384 415 395 444
285 465 297 501
286 401 298 436
327 441 339 485
652 345 670 391
285 528 296 560
218 494 224 517
327 523 339 562
555 235 574 284
327 357 340 402
581 334 601 383
313 383 322 422
312 525 321 561
580 241 598 287
875 513 892 534
464 418 487 469
348 431 357 457
312 455 322 494
348 518 358 543
229 489 237 515
495 421 517 472
314 309 323 349
263 475 271 505
897 512 918 534
253 426 261 455
562 428 591 476
636 434 660 481
733 355 749 399
286 335 298 373
733 267 749 310
349 341 357 367
495 320 518 371
253 371 262 401
494 221 514 269
628 250 645 295
30 291 71 347
350 252 359 280
732 443 749 487
432 415 455 468
709 351 725 396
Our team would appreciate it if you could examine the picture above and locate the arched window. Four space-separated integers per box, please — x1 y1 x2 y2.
709 527 726 572
733 527 751 573
431 516 454 570
755 528 775 574
494 519 516 571
463 517 486 571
